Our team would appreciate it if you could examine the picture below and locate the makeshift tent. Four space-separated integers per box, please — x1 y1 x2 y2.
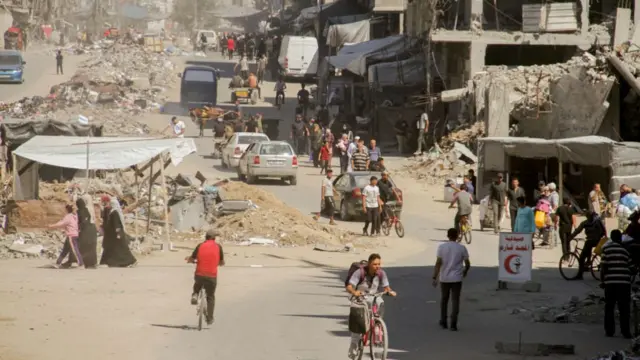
327 35 418 76
326 19 370 47
2 119 103 146
368 54 426 86
479 136 640 199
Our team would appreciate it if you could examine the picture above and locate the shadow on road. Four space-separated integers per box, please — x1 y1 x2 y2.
150 323 202 331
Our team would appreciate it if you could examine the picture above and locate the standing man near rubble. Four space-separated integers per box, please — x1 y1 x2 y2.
415 110 429 155
55 49 64 75
600 229 633 339
351 141 370 172
163 116 185 138
394 116 408 154
506 177 526 231
290 114 308 155
235 56 250 80
489 173 508 234
315 168 337 225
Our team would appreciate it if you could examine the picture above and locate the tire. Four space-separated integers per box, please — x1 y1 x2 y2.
369 318 388 360
197 292 205 331
395 221 405 238
290 176 297 185
559 252 581 280
590 254 601 281
381 220 390 236
340 201 352 221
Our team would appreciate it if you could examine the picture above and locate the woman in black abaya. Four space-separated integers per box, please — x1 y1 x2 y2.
76 194 98 268
99 196 137 268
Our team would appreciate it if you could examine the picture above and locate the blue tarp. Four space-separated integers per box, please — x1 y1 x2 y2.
327 35 418 75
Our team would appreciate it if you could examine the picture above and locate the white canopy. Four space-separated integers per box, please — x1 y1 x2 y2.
13 136 197 170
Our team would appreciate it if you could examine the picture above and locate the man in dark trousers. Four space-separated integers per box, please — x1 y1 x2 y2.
555 197 576 255
290 114 308 155
506 177 525 230
600 229 633 338
56 50 63 75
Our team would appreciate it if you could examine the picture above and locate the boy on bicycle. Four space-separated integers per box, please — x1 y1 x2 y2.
185 229 225 325
378 171 401 224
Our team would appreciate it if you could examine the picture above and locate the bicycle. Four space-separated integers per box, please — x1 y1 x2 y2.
195 287 207 331
381 203 404 238
558 238 601 281
352 292 389 360
457 215 472 244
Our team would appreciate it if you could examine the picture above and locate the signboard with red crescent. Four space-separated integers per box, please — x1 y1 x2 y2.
498 232 533 283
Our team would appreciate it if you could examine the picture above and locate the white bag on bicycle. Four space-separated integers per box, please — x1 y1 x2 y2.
348 300 370 334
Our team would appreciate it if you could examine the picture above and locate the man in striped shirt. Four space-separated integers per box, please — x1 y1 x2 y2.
600 229 633 338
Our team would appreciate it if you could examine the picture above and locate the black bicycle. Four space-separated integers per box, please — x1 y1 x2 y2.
558 238 601 281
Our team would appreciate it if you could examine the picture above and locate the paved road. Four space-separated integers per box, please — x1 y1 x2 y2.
0 52 631 360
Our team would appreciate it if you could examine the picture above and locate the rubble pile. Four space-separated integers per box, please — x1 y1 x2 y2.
439 121 485 151
483 51 612 115
0 42 177 136
213 182 355 246
511 294 604 324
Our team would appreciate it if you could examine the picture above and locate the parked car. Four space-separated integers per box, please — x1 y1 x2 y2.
0 50 25 83
237 141 298 185
321 171 403 220
221 132 270 168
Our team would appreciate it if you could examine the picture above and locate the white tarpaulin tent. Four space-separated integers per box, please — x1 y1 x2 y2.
13 136 197 170
326 19 370 47
327 35 417 76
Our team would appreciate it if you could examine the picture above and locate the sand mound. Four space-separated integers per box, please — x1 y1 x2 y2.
215 182 355 246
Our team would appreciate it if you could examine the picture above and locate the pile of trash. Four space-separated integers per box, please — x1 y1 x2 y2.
511 294 604 324
399 124 480 183
0 42 176 135
212 181 355 246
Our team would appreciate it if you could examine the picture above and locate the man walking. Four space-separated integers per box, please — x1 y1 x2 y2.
415 110 429 155
601 229 633 338
506 177 525 230
362 176 382 236
315 169 337 225
337 134 349 174
290 114 308 155
351 141 370 172
234 55 249 79
227 36 235 60
56 49 64 75
555 197 576 255
489 173 508 234
256 55 267 83
432 228 470 331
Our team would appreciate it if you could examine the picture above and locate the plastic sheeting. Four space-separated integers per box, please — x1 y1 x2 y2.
2 120 102 146
326 19 370 47
368 55 426 86
13 136 197 170
327 35 418 75
208 6 266 18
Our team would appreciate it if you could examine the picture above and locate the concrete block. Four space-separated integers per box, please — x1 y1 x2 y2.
522 281 542 293
495 342 575 356
614 8 632 46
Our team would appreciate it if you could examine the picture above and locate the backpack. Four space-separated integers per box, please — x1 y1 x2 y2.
344 260 383 288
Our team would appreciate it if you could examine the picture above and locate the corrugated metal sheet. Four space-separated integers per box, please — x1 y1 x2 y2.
522 2 578 33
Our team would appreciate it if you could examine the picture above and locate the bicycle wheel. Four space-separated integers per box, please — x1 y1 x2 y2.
369 318 388 360
463 228 472 244
559 252 581 280
381 220 391 236
395 220 405 238
590 254 601 281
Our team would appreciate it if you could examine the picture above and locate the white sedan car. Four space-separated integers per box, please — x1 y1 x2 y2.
221 132 270 168
237 141 298 185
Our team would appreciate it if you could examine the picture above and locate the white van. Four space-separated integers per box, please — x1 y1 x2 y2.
277 35 319 78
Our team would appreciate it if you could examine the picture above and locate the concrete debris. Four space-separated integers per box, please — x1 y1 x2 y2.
511 294 605 324
212 181 355 246
495 341 574 356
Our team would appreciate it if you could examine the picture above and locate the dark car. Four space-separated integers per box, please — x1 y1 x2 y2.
322 171 403 221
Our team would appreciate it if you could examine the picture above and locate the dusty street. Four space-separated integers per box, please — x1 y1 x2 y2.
0 52 632 360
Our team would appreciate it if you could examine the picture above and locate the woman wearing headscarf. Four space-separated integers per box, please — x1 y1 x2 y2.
99 196 137 268
76 194 98 268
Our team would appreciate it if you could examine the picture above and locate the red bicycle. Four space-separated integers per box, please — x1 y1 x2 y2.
352 292 389 360
381 203 404 238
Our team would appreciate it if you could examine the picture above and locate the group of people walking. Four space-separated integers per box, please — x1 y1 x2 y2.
51 194 137 269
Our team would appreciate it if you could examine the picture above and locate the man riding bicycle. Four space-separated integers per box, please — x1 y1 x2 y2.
345 253 397 360
449 183 473 233
185 229 225 325
378 171 402 223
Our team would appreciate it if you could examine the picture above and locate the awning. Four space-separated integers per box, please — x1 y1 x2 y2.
326 19 370 47
368 54 425 86
327 35 418 75
479 136 640 168
13 136 197 170
209 6 266 18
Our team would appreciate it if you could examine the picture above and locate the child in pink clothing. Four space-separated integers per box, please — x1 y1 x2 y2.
49 204 83 268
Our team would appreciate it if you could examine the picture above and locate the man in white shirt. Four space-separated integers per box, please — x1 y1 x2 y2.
165 116 185 138
362 176 382 236
234 55 249 79
416 111 429 155
432 228 471 331
346 136 359 172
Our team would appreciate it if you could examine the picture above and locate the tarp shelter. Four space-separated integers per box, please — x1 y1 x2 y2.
12 136 197 200
368 54 426 87
327 35 418 76
2 119 103 146
209 6 266 18
326 19 370 47
479 136 640 197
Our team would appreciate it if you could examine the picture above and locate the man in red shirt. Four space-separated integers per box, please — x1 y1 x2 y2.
186 229 225 324
227 37 235 60
319 140 331 174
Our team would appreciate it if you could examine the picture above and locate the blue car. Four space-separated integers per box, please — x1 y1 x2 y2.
0 50 25 83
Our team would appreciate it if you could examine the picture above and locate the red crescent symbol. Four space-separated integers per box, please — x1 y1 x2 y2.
504 254 518 274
